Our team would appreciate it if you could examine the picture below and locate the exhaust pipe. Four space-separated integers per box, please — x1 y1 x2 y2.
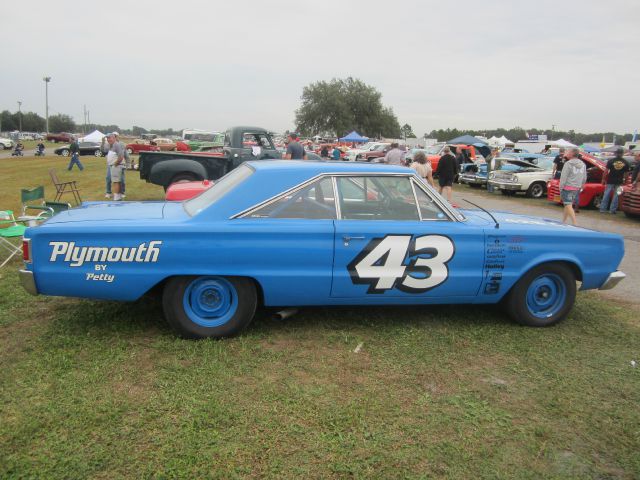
272 308 298 320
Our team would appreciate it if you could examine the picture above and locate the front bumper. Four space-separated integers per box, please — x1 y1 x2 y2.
19 269 38 296
488 180 522 191
460 175 486 185
599 270 626 290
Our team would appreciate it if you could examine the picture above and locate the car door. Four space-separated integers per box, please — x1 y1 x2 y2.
236 176 337 305
331 175 484 299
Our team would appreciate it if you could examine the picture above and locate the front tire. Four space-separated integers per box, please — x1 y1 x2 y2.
503 263 576 327
162 276 257 339
591 193 603 209
60 149 70 157
526 182 546 198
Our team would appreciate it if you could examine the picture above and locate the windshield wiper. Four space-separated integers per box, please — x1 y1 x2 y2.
462 199 500 229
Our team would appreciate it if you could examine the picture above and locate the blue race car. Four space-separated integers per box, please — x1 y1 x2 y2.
19 161 625 339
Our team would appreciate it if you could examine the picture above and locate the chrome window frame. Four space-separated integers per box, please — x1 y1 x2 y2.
234 172 463 222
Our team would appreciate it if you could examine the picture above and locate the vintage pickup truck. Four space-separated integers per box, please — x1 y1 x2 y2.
139 126 281 189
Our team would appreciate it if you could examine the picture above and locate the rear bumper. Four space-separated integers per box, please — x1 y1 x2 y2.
599 271 625 290
19 269 38 295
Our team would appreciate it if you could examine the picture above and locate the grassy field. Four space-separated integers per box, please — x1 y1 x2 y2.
1 156 639 478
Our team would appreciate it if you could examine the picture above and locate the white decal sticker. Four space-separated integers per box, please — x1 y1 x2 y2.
49 241 162 267
348 234 455 293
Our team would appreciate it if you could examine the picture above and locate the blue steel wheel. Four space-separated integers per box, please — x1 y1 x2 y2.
505 263 576 327
163 276 257 339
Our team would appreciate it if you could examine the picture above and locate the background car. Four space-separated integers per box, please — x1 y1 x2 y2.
153 138 177 151
488 157 554 198
46 132 76 143
126 140 161 155
0 137 14 149
54 142 103 157
547 153 606 208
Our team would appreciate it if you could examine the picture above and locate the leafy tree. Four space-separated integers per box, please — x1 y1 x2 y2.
21 112 45 132
0 110 17 131
401 123 416 139
48 114 76 133
295 77 401 138
131 125 148 137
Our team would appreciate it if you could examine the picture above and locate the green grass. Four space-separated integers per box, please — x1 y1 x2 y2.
1 156 639 478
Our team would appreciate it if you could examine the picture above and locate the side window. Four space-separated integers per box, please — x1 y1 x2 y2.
413 183 449 220
246 177 336 219
255 134 274 149
337 176 419 221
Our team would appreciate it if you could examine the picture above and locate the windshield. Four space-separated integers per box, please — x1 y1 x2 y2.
425 144 443 155
184 164 254 216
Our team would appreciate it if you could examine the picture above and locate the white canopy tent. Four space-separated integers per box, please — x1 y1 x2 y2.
550 138 577 148
488 135 514 146
80 129 105 143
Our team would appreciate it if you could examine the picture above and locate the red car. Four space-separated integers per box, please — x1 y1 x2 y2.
165 180 214 201
546 153 606 208
126 140 161 155
619 174 640 218
46 132 75 143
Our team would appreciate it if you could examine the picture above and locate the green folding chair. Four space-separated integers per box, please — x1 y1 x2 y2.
18 186 71 225
0 210 27 268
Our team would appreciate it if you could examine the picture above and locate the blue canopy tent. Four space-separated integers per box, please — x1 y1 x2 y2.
580 144 601 153
447 134 488 145
339 131 369 143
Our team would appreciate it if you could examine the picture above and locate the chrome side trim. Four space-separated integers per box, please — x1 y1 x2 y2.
19 269 38 296
599 271 625 290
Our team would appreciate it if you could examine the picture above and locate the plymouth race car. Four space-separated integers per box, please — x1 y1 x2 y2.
19 161 625 339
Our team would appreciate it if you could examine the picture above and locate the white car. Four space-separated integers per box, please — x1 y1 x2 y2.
0 137 14 149
345 142 388 161
487 157 554 198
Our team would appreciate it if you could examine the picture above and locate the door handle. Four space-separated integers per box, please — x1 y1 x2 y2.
343 235 365 246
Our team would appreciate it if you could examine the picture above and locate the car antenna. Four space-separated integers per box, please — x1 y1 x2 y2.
462 199 500 229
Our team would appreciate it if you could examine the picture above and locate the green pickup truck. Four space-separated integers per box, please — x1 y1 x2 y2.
139 126 282 190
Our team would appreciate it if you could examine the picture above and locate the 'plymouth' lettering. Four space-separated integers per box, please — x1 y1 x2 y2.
49 241 162 267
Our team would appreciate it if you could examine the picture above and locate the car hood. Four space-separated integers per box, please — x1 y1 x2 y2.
42 201 171 224
462 208 589 231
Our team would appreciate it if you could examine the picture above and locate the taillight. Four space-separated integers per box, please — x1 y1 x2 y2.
22 239 31 263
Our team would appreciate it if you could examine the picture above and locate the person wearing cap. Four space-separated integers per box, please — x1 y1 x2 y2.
106 132 126 201
67 137 84 172
552 148 566 180
284 133 307 160
600 147 630 214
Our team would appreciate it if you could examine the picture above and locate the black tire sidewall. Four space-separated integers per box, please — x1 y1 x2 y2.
162 275 257 339
504 263 576 327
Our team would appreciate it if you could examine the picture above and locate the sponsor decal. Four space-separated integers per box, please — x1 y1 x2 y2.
49 241 162 267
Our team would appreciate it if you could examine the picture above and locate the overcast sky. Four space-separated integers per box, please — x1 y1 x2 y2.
2 0 638 136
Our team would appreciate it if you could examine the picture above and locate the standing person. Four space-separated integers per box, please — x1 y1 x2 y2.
551 148 566 179
559 148 586 225
106 132 126 201
284 133 307 160
435 146 457 202
320 145 329 158
631 151 640 188
332 145 341 160
67 137 84 171
410 151 435 188
383 143 404 165
485 147 500 192
600 148 630 214
103 136 112 198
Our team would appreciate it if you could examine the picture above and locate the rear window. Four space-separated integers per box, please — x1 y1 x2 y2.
184 165 254 216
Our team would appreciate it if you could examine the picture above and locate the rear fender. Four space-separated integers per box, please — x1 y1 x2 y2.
149 160 208 187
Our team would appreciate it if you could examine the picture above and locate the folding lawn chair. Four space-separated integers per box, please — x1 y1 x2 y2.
49 169 82 205
0 210 27 268
18 186 71 225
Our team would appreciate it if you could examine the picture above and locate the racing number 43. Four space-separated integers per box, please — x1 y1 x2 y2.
347 235 455 294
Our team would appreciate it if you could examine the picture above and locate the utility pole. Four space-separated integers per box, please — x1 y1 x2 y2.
83 104 87 134
43 76 51 133
17 101 22 132
551 124 556 140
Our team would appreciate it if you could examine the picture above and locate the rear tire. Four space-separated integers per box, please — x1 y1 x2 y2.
503 263 576 327
163 276 257 339
591 193 603 209
94 150 102 157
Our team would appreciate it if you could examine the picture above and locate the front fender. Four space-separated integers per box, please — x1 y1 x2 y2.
149 160 208 187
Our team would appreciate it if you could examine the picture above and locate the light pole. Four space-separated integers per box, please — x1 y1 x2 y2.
43 76 51 133
17 101 22 133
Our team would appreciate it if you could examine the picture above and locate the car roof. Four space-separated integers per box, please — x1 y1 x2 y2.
246 160 409 175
